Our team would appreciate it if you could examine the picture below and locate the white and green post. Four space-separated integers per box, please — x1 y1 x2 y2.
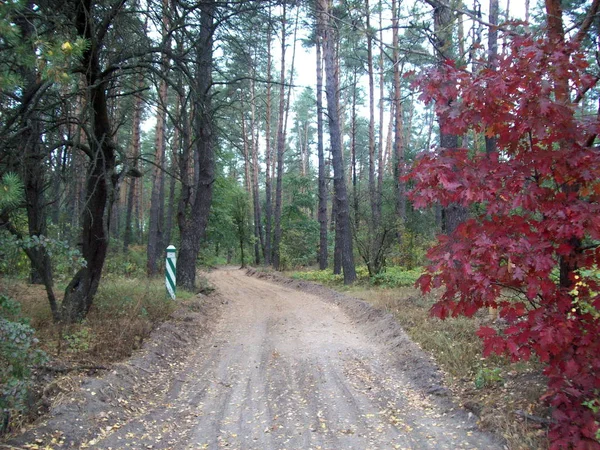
166 245 176 300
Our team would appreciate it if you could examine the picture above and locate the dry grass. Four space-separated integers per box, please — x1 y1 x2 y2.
0 276 180 364
346 285 550 450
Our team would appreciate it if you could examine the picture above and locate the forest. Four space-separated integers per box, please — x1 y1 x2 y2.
1 0 600 448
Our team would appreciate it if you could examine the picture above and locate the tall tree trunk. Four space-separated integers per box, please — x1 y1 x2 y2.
273 0 287 270
350 68 359 231
164 149 178 246
427 0 468 234
264 10 273 266
250 76 264 265
123 79 143 253
10 4 59 321
485 0 499 155
392 0 406 236
61 0 124 323
318 0 355 284
365 0 378 228
176 0 215 290
316 35 328 270
147 0 170 276
240 100 252 195
376 0 385 222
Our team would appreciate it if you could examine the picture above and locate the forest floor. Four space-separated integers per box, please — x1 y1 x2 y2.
4 267 505 449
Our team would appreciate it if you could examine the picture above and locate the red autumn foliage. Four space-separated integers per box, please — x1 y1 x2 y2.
408 34 600 449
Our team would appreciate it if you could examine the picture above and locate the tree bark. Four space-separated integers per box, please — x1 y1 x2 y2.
365 0 378 228
316 34 328 270
264 9 274 266
250 76 264 265
485 0 499 155
273 0 287 270
392 0 406 236
176 0 215 291
350 68 359 231
123 77 144 253
61 0 125 323
376 0 385 223
147 0 170 276
318 0 355 284
427 0 468 234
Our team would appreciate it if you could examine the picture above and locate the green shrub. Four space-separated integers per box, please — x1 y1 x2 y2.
0 294 47 431
370 266 423 287
291 266 423 288
103 247 146 277
474 367 504 389
291 270 344 285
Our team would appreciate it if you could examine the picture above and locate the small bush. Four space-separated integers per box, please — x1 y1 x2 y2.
475 367 504 389
291 265 423 289
85 277 179 360
291 270 344 285
103 247 146 278
0 294 47 433
370 266 423 287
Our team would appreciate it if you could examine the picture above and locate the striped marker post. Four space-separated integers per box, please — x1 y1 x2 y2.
166 245 176 300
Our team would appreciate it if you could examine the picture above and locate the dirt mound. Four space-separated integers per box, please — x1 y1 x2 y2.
5 295 221 449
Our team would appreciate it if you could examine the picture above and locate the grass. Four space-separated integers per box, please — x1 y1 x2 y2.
289 267 549 450
0 274 193 364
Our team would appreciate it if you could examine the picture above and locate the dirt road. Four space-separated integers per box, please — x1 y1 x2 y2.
10 268 503 449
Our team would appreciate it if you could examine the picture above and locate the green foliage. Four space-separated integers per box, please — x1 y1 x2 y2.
474 367 504 389
0 0 88 90
370 266 423 288
292 270 344 285
93 277 177 325
0 294 47 426
582 397 600 442
278 175 319 269
291 265 423 288
206 176 249 265
0 173 24 209
0 230 86 279
280 217 319 269
395 228 434 270
0 230 29 277
104 247 146 278
63 326 92 352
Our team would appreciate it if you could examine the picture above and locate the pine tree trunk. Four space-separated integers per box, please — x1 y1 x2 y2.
13 5 58 317
376 1 385 223
392 0 406 236
350 69 359 231
485 0 499 155
176 0 215 291
264 12 273 266
147 0 170 275
316 35 328 270
318 0 355 284
123 78 143 253
366 0 378 228
61 0 122 323
272 0 287 270
427 0 468 234
250 77 264 265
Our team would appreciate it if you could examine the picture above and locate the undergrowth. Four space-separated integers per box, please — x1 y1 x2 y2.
0 269 198 434
290 265 422 288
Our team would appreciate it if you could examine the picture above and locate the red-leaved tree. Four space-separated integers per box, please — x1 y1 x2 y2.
409 33 600 449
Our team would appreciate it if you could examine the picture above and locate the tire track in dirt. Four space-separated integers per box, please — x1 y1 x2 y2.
99 267 503 449
8 267 503 449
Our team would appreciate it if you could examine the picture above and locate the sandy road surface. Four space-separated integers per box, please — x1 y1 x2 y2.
18 268 501 450
89 268 502 450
